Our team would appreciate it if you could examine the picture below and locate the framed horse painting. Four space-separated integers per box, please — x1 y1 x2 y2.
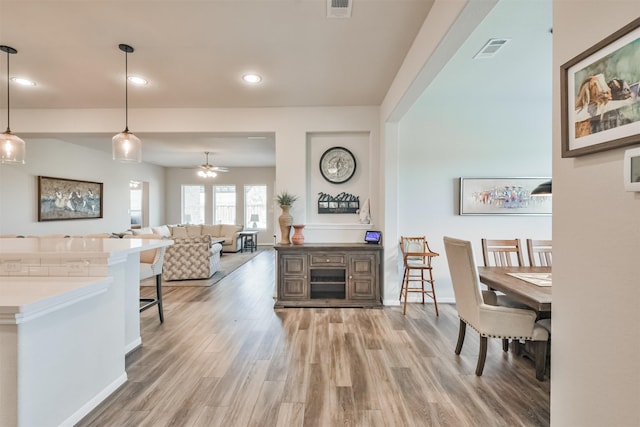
38 176 103 221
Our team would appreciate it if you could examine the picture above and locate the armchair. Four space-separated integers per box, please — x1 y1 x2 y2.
163 235 222 281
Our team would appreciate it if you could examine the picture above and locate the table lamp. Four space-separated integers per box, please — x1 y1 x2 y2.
250 214 259 229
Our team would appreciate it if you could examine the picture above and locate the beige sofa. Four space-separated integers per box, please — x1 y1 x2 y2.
139 224 244 253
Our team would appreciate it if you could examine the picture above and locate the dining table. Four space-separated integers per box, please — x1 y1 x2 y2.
477 266 552 313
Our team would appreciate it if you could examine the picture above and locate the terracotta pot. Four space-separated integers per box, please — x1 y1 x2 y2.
291 224 305 245
278 205 293 244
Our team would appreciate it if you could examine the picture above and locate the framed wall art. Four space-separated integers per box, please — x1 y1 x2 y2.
38 176 103 221
561 17 640 157
459 177 552 216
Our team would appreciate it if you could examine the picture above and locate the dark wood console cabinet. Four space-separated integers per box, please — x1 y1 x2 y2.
274 243 383 308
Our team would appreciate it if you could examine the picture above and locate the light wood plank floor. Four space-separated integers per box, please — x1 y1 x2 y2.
78 249 550 426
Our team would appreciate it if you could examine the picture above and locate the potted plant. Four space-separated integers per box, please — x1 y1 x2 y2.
276 191 298 207
276 191 298 244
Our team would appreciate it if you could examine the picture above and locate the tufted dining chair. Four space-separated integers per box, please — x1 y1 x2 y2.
399 236 439 316
443 237 549 380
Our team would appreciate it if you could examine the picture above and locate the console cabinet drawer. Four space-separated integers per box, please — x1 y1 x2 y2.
309 253 346 267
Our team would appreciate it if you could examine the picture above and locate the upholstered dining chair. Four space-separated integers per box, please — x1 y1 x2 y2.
443 237 549 380
481 238 524 267
125 234 167 323
399 236 439 316
481 237 528 350
526 239 552 267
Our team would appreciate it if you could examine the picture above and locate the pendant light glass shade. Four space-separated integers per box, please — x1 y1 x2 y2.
0 45 25 165
112 130 142 163
113 43 142 163
1 132 26 164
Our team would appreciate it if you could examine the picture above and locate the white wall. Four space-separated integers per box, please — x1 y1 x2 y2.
552 2 640 425
306 132 371 226
165 166 275 245
2 106 380 242
0 138 165 236
393 0 552 304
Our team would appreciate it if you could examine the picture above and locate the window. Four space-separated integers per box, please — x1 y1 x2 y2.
244 185 267 229
182 185 205 224
130 181 143 228
213 185 236 224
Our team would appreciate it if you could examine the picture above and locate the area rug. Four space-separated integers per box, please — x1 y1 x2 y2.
142 248 267 287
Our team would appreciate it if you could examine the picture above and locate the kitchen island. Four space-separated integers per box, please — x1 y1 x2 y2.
0 237 173 353
0 237 173 426
0 276 117 427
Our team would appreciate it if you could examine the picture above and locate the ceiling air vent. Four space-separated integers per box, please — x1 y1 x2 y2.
473 38 510 59
327 0 352 18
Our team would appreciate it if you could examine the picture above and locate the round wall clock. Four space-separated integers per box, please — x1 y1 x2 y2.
319 146 357 184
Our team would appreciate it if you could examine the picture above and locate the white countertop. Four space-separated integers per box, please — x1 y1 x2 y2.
0 237 173 259
0 276 113 324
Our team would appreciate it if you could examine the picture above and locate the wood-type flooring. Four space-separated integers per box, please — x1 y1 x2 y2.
77 249 550 427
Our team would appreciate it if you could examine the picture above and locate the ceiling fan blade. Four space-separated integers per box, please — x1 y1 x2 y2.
210 166 229 172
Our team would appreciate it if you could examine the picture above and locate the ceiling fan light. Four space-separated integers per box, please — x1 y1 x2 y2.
197 169 217 178
0 132 26 164
112 130 142 163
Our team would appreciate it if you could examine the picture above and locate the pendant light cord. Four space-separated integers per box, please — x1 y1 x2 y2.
5 49 10 133
124 49 129 132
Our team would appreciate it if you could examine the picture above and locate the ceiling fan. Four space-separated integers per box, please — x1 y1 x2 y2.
196 151 229 178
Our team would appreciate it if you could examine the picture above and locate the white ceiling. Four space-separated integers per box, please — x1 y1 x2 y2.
0 0 435 167
0 0 434 110
0 0 552 168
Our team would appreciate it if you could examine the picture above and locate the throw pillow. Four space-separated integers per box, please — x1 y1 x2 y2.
171 226 188 239
132 227 153 235
201 224 220 237
151 225 171 237
185 224 202 238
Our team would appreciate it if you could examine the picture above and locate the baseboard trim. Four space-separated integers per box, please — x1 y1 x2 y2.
124 337 142 355
60 372 127 427
383 297 455 306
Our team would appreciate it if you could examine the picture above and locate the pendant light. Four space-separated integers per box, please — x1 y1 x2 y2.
0 45 25 165
531 180 552 196
112 44 141 163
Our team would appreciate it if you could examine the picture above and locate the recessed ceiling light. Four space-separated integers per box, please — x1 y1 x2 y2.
128 76 148 86
11 77 36 86
242 74 262 84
